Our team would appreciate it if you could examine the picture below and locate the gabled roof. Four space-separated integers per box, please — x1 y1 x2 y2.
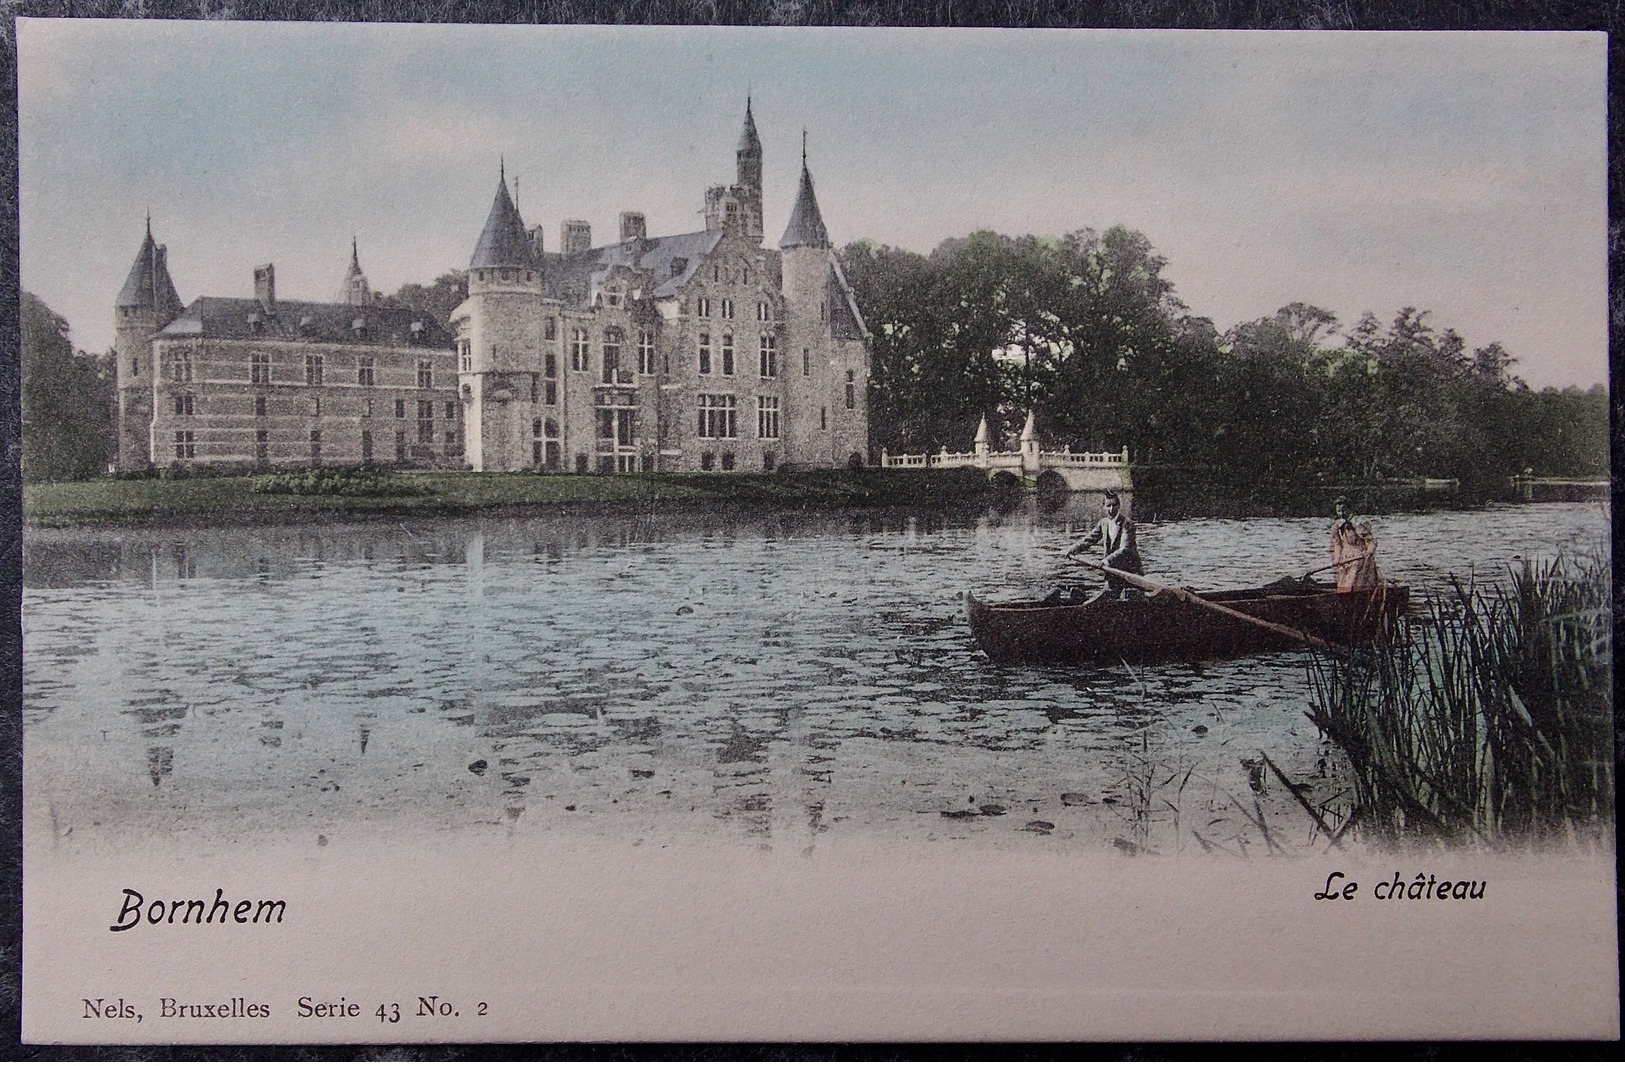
779 164 831 250
116 223 184 319
540 229 724 305
469 172 541 271
156 296 454 349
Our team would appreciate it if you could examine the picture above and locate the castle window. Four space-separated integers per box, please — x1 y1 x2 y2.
802 348 810 376
756 301 769 322
696 297 711 318
131 356 140 376
361 430 373 463
530 375 539 403
417 359 433 388
721 452 735 471
173 430 194 459
500 269 511 282
358 355 376 386
545 381 557 406
352 317 368 339
606 290 621 308
637 328 656 375
602 327 627 385
309 430 322 462
251 352 270 384
254 395 267 417
544 318 557 340
417 399 435 443
544 351 557 379
671 258 687 277
759 335 777 378
255 429 268 462
713 265 720 282
742 268 750 286
700 452 715 471
365 398 373 418
174 393 194 417
396 431 407 460
305 352 324 386
172 351 193 383
757 396 780 440
446 401 457 420
720 334 735 376
846 370 856 410
698 332 712 375
445 430 460 457
821 406 827 431
697 394 737 439
314 396 321 418
762 452 775 472
395 399 406 419
570 328 590 372
721 299 734 320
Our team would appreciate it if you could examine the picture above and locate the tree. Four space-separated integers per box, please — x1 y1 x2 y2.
386 270 468 327
21 292 115 481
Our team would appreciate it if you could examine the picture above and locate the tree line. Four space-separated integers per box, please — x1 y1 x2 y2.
839 227 1608 502
19 234 1607 496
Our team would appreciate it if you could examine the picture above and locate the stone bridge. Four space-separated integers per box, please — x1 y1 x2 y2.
880 412 1132 493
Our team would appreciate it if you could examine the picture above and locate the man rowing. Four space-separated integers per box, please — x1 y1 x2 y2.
1063 490 1143 604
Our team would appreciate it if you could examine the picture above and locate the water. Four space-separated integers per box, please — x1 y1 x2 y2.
22 499 1607 854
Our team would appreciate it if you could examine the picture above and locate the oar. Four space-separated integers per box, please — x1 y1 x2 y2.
1070 559 1334 651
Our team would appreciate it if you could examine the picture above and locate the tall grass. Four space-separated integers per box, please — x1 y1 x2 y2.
1307 552 1612 844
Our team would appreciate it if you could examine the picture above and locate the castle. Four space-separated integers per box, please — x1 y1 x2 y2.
112 102 872 475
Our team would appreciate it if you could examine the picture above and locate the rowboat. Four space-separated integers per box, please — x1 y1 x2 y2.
967 581 1409 665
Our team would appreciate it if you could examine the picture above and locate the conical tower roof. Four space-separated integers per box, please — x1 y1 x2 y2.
778 161 830 250
116 218 184 318
469 168 542 271
737 98 762 155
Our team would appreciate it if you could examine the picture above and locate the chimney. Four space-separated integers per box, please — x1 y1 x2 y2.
619 212 646 242
253 264 276 313
561 220 592 256
528 224 546 257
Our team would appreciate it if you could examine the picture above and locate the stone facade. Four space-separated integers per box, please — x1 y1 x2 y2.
452 101 871 474
111 101 870 475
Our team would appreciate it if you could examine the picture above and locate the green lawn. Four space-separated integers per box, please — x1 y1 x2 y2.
23 468 994 528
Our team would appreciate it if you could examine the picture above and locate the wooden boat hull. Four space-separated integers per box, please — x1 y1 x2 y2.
967 583 1409 665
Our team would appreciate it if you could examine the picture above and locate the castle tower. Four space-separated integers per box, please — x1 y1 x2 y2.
335 237 372 305
779 144 871 467
113 216 184 470
460 165 544 472
705 98 765 242
735 97 763 241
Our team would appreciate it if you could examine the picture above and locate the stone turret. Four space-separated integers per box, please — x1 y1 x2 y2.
113 216 185 470
461 166 545 472
704 98 764 241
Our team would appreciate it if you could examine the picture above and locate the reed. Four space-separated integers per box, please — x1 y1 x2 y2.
1306 552 1612 844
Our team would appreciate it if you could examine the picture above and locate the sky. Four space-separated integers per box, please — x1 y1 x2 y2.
16 21 1607 388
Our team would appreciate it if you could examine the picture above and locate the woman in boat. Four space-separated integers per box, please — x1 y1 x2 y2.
1330 497 1381 592
1064 490 1143 603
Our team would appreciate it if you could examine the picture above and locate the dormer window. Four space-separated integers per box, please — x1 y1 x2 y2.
352 317 367 339
298 315 316 337
671 258 687 277
247 311 263 334
410 321 425 344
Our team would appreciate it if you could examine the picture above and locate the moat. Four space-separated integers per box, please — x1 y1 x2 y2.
21 498 1607 855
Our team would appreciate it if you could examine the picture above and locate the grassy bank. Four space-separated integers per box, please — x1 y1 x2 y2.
22 467 996 528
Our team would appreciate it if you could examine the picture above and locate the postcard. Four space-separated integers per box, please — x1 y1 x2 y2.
16 20 1616 1043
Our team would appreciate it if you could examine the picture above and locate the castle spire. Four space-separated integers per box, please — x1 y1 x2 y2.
116 218 183 321
469 165 541 271
337 235 371 305
778 151 831 251
737 96 761 156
